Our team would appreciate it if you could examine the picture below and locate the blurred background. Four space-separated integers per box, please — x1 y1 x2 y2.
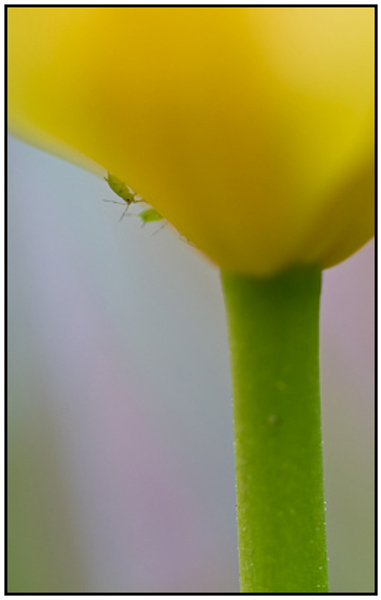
8 136 375 593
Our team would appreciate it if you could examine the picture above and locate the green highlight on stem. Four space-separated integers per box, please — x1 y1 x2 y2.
221 266 328 593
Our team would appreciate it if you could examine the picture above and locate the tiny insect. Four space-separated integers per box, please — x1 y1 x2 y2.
137 208 163 224
104 172 164 229
135 208 165 234
104 172 144 220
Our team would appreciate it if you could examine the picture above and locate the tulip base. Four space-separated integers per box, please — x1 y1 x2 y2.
221 266 328 593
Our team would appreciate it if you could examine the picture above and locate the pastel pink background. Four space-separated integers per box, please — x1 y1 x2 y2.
8 137 374 592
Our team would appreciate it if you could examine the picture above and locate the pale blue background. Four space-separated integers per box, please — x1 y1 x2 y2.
8 136 374 592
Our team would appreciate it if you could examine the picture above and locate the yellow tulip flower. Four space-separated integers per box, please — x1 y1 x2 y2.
8 7 374 276
8 8 375 592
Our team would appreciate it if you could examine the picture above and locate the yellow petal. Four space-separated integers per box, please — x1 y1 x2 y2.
8 7 374 275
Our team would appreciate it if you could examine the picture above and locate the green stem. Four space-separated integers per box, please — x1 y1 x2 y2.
221 266 328 593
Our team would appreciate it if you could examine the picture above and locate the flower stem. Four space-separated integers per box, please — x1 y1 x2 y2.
221 266 328 593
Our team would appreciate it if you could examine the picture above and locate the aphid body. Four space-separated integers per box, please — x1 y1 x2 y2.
105 172 136 205
104 172 144 220
104 172 163 225
138 208 163 224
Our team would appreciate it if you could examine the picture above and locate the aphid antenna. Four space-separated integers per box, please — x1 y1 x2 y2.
103 199 125 206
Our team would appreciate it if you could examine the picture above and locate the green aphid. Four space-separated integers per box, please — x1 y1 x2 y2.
104 172 164 228
104 172 143 220
105 173 136 204
138 208 163 224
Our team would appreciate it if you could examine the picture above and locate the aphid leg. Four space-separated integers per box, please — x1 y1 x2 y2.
119 202 132 221
152 223 166 235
